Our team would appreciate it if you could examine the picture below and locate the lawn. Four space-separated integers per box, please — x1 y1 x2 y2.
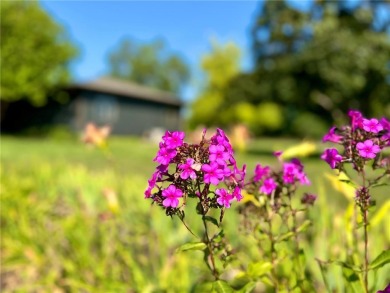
1 135 389 292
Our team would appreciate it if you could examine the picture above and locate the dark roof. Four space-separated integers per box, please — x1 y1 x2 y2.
69 77 182 107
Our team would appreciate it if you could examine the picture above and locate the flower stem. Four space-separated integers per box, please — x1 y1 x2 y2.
202 215 219 280
361 168 369 293
363 208 369 293
266 206 279 290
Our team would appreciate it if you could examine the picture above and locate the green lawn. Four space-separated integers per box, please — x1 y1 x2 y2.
1 135 389 292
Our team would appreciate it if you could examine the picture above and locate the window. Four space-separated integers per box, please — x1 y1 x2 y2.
90 94 119 124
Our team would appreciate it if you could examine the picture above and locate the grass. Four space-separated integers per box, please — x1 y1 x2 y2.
1 135 389 292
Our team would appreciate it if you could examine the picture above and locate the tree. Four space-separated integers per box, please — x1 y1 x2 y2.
188 40 241 129
0 1 77 106
107 38 189 94
224 0 390 137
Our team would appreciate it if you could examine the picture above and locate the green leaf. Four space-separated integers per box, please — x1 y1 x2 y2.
247 261 273 279
341 266 362 293
369 249 390 270
332 260 362 272
371 183 390 189
296 220 311 233
212 229 225 243
176 242 207 253
211 280 234 293
237 281 256 293
204 216 219 227
276 231 294 242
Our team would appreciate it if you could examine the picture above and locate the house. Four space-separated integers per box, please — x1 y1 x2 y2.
1 77 183 135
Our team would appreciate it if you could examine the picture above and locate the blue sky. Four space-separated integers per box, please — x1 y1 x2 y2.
41 1 261 100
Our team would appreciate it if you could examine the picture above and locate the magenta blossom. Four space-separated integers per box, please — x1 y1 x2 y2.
362 118 383 134
202 162 224 185
212 128 234 155
356 140 381 159
253 164 270 182
380 117 390 131
259 178 277 195
179 158 197 180
348 110 363 130
321 148 343 169
144 171 159 198
215 188 234 208
322 126 342 143
209 144 230 165
232 186 243 201
273 151 283 158
163 131 185 149
162 185 183 208
282 163 298 184
154 147 177 165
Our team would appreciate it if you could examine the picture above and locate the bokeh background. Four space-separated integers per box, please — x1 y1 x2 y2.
1 0 389 292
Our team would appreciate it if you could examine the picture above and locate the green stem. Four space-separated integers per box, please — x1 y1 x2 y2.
202 215 219 280
266 206 279 290
361 168 369 293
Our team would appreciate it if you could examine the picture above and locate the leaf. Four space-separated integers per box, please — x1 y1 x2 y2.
247 261 273 279
329 260 362 272
240 191 263 207
237 281 256 293
276 231 295 242
369 249 390 270
325 172 356 201
204 216 219 227
296 220 311 233
176 242 207 253
212 229 225 243
280 141 317 159
211 280 234 293
341 266 362 293
371 200 390 227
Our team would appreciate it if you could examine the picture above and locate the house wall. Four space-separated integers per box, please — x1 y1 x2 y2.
70 90 181 135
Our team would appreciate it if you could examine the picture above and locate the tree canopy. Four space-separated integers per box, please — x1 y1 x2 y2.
1 1 77 106
188 40 241 129
107 38 190 95
192 0 390 137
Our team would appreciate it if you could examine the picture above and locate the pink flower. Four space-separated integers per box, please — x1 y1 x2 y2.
322 126 342 143
163 131 185 149
219 164 232 178
348 110 363 130
232 186 243 201
362 118 383 133
179 158 197 180
212 128 233 155
162 185 183 208
232 164 246 187
202 162 224 185
259 178 277 195
273 151 283 157
356 140 381 159
209 145 230 165
144 171 159 198
215 188 233 208
321 148 343 169
379 117 390 131
154 147 177 165
253 164 270 182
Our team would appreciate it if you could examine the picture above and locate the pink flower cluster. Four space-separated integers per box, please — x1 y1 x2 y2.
145 129 245 213
250 155 310 196
321 110 389 171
